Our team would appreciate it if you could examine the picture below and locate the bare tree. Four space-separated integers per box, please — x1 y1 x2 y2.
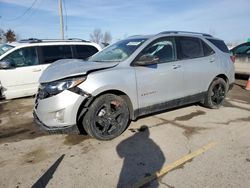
103 31 112 44
90 28 103 44
4 29 17 42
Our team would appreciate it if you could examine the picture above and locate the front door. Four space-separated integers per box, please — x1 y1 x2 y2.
0 47 42 99
134 37 183 112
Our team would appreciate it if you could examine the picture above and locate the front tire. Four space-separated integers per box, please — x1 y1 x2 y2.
204 77 228 109
82 94 130 140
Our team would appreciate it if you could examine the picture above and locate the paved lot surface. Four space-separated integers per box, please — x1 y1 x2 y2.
0 78 249 188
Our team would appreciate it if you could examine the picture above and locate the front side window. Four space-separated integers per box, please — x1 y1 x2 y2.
3 47 39 67
41 45 72 64
88 38 147 62
139 38 175 63
177 37 203 60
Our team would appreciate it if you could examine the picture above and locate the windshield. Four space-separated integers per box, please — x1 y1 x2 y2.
0 44 14 56
88 38 147 62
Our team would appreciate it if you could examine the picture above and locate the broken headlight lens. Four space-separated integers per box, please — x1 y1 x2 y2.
40 77 86 98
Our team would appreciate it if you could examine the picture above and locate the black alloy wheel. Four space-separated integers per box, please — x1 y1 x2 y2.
204 77 228 109
82 94 129 140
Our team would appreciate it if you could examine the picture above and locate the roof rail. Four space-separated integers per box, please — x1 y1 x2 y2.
19 38 42 43
18 38 90 43
67 38 89 42
158 31 212 37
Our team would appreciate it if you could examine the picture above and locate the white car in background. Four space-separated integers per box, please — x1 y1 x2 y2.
0 39 101 99
230 42 250 75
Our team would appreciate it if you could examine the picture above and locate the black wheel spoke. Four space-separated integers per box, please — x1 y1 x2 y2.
109 120 119 133
110 108 123 119
96 116 107 127
218 84 222 91
102 123 111 134
215 96 220 104
104 103 112 114
110 120 119 128
211 94 216 100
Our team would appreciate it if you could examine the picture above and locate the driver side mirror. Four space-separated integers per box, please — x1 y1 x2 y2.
0 60 14 69
135 54 159 66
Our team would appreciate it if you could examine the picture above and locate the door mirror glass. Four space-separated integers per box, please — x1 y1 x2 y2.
0 60 14 69
135 54 159 66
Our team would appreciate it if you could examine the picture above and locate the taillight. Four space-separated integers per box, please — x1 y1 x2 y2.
230 55 235 63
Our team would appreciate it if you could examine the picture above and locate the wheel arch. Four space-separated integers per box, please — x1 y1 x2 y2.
76 89 135 134
207 74 229 91
216 74 229 84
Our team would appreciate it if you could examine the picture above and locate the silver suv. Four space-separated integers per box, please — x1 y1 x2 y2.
33 31 235 140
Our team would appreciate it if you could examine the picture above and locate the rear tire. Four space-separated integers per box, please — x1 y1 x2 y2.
82 94 129 140
204 77 228 109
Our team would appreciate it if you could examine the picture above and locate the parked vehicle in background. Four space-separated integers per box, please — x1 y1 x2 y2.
230 42 250 75
34 31 235 140
0 39 101 99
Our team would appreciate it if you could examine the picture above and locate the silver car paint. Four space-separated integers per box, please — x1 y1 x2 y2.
35 33 235 129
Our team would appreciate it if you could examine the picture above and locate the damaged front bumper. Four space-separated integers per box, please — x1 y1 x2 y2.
33 89 89 134
33 111 80 134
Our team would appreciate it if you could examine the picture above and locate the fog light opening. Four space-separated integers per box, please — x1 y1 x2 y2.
54 109 65 123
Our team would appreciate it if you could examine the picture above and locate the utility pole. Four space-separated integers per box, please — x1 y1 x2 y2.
58 0 64 39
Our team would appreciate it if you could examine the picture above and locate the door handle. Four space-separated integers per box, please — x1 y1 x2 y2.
209 58 215 63
32 68 42 72
172 65 181 69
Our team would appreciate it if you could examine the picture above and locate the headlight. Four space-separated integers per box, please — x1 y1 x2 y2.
39 77 86 98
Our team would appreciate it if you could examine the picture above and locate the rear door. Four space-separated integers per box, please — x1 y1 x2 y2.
135 37 184 110
0 46 42 99
176 36 218 96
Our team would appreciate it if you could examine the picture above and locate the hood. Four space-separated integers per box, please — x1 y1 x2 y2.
39 59 118 83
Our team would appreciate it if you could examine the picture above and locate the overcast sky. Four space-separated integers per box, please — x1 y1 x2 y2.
0 0 249 43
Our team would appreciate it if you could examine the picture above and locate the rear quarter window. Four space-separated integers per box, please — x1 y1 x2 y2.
206 38 229 53
202 41 215 56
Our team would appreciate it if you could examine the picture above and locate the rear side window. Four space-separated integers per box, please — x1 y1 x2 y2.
206 39 229 53
177 37 203 59
41 45 72 64
202 41 215 56
74 45 98 59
